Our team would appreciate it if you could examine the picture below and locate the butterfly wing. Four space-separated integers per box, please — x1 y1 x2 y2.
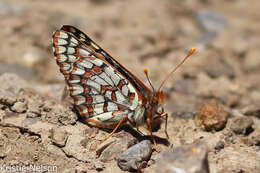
52 25 150 127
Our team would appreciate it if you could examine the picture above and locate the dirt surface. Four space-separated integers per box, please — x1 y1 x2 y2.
0 0 260 172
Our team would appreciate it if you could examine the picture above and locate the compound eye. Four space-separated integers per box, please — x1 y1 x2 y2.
157 107 164 114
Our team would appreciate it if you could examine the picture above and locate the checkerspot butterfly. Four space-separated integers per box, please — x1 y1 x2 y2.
52 25 195 151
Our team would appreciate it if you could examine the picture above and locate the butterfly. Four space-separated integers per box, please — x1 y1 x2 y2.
52 25 195 151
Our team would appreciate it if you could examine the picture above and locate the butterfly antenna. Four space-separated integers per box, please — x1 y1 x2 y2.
158 48 196 91
144 68 155 93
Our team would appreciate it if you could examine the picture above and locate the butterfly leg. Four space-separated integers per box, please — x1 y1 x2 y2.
146 118 160 152
161 113 169 139
99 115 134 143
136 127 144 135
153 113 169 139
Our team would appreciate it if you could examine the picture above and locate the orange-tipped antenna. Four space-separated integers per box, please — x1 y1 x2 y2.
144 68 155 92
158 48 196 91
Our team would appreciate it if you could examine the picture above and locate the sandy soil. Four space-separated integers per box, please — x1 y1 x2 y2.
0 0 260 172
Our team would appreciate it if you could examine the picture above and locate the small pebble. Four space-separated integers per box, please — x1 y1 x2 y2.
49 128 69 147
0 90 16 106
11 101 27 113
195 101 228 131
94 161 105 171
84 128 99 139
80 137 90 148
248 129 260 146
230 117 254 135
241 105 260 118
23 117 37 126
117 140 152 171
215 140 225 151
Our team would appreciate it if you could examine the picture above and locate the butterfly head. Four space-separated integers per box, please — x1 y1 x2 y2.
143 48 195 136
150 90 166 120
142 48 195 142
153 90 166 112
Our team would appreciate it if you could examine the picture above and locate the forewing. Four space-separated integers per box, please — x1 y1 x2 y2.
60 25 151 98
52 26 146 125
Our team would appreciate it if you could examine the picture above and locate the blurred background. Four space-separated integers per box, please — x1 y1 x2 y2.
1 0 259 111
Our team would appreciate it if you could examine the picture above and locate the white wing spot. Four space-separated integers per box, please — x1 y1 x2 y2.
80 33 86 39
115 91 125 103
121 85 129 97
86 80 101 92
57 38 67 46
79 48 91 57
91 75 107 85
58 32 68 39
94 95 105 103
70 42 77 47
94 103 104 114
91 42 100 50
67 47 75 54
99 72 114 86
70 37 79 45
104 67 120 85
57 46 66 54
58 54 67 62
91 58 103 66
78 60 93 69
92 112 114 122
71 84 84 96
107 102 118 112
72 67 85 75
68 55 78 62
61 62 71 71
105 90 112 100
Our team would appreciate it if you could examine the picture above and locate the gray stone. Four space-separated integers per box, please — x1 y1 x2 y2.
99 132 137 162
196 10 227 34
230 117 254 135
117 140 152 171
155 141 209 173
248 129 260 146
23 117 37 126
0 90 16 106
241 105 260 118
